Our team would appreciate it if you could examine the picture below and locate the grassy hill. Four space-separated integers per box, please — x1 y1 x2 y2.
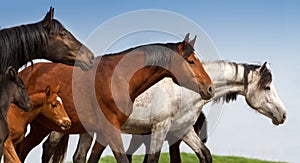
97 153 285 163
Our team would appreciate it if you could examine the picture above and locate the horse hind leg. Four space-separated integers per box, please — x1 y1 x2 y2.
182 129 212 163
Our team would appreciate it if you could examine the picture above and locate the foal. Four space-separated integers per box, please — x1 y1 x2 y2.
4 85 71 163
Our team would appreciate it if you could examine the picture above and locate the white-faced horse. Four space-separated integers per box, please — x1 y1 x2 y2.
42 61 286 163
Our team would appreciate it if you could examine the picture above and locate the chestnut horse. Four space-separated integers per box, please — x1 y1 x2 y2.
0 67 32 156
0 7 94 73
4 85 71 163
17 34 214 162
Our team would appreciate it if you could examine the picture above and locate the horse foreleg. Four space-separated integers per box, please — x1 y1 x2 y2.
182 129 212 163
16 120 51 162
88 132 108 163
4 137 21 163
41 131 65 163
193 112 208 143
146 119 171 163
126 134 148 163
108 133 129 163
73 133 93 163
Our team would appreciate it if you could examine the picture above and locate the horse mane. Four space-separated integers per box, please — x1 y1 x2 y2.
102 41 194 68
0 22 48 72
213 61 263 104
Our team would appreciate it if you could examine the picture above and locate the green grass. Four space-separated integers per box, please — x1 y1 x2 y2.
96 152 285 163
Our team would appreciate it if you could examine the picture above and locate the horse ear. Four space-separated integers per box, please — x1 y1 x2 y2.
189 35 197 47
54 83 60 93
7 67 17 80
259 62 269 73
45 85 51 96
184 33 190 43
42 7 54 28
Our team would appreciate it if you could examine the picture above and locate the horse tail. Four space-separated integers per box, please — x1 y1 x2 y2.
51 134 69 163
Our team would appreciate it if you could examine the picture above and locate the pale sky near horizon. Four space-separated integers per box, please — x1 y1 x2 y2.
1 1 300 162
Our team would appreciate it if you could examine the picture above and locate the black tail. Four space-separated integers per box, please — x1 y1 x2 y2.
51 134 69 163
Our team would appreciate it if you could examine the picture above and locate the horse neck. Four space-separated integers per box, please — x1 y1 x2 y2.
0 23 47 71
0 80 13 117
18 92 45 123
204 61 251 100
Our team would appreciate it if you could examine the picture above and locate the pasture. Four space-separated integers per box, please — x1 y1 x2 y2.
95 153 285 163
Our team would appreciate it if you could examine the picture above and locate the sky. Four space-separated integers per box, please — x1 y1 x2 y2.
1 0 300 162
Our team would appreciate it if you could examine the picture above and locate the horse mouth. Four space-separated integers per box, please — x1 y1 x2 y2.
272 117 285 126
60 125 71 130
59 120 71 130
75 61 93 71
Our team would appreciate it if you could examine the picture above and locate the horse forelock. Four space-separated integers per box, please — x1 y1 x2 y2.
182 42 194 59
258 68 272 89
0 23 48 72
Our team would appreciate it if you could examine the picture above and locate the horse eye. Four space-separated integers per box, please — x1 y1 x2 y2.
51 104 57 108
265 86 271 90
187 60 195 64
60 31 67 37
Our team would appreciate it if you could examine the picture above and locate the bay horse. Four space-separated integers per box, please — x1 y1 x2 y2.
4 85 71 163
0 67 32 156
0 7 94 73
45 61 286 163
16 34 214 163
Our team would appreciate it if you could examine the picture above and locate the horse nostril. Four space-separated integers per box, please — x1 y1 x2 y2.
208 86 213 94
283 113 287 120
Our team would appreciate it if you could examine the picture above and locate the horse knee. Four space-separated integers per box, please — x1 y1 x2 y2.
73 152 86 163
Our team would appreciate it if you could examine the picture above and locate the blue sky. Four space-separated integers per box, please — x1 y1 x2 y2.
1 1 300 162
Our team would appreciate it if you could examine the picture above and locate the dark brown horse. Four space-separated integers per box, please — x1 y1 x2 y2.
0 67 32 156
17 34 214 162
0 7 94 73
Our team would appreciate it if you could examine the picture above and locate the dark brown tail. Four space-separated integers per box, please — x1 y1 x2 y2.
52 134 69 163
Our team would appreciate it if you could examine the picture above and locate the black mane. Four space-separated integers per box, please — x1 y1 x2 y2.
102 41 194 68
213 62 270 103
0 22 48 72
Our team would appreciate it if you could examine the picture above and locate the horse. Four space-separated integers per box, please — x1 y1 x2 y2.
0 7 94 73
0 67 32 156
4 84 71 163
44 61 286 163
16 34 214 163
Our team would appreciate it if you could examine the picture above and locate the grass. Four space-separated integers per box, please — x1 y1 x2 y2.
96 153 285 163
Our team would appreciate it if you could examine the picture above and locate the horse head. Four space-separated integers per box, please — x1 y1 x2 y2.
245 62 286 125
170 33 214 100
41 84 71 130
41 7 94 71
4 67 32 112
